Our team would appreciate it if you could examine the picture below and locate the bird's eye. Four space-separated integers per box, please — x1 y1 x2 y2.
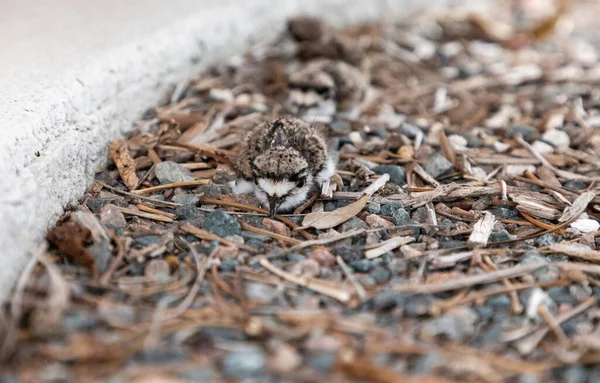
296 177 306 188
316 87 330 96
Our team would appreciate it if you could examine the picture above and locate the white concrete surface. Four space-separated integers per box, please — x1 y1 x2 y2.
0 0 492 300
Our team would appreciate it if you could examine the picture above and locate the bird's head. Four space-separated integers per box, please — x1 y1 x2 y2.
286 70 336 120
252 147 313 215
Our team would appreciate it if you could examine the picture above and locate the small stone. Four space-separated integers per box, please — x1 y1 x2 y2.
559 366 588 383
506 164 537 177
205 210 241 237
154 161 196 184
99 204 127 229
392 208 420 236
262 218 291 236
489 230 516 243
134 235 162 247
465 134 484 148
380 203 402 217
145 259 170 280
365 214 394 229
86 196 127 213
547 286 572 305
286 253 306 262
180 368 214 382
370 266 391 284
212 164 236 184
290 259 320 278
339 216 369 233
175 204 205 221
448 134 468 149
486 294 511 312
214 245 239 259
531 140 554 154
197 184 231 198
171 193 200 205
308 351 336 372
369 289 409 311
219 259 238 272
423 152 453 178
490 206 520 220
269 343 302 373
365 202 381 214
245 283 276 304
208 87 234 102
350 259 373 273
507 125 538 140
420 307 478 341
534 233 558 247
404 295 435 317
542 129 570 148
570 284 592 302
373 165 406 184
222 347 266 378
333 244 362 263
519 250 559 283
310 248 336 268
564 180 588 190
571 218 600 233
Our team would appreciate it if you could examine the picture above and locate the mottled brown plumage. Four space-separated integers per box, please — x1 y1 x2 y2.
233 117 334 215
287 60 368 116
236 117 328 179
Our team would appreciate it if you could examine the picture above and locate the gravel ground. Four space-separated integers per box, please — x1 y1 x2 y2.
3 1 600 382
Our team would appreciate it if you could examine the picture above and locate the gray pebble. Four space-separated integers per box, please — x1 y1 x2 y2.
547 286 572 305
99 204 127 229
308 351 336 372
570 284 592 302
370 266 391 283
404 295 435 317
423 152 453 178
222 347 266 378
205 210 241 237
489 230 516 243
180 367 214 382
86 196 127 213
534 233 558 247
175 205 205 221
155 161 196 184
490 206 521 220
245 283 276 304
219 259 238 272
134 235 162 247
560 366 588 383
373 165 406 184
365 202 381 214
350 259 373 273
339 216 369 233
333 244 362 263
420 308 478 341
171 193 200 206
508 125 538 141
197 184 231 198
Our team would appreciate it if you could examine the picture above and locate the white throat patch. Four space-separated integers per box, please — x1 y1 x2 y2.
257 179 295 197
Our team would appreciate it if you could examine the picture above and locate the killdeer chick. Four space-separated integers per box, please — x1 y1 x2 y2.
286 60 369 122
231 117 336 215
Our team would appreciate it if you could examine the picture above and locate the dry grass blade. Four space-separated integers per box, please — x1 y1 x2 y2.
365 236 415 259
119 207 174 223
180 224 257 252
133 179 210 195
393 263 545 294
547 243 600 263
259 257 352 303
109 140 139 190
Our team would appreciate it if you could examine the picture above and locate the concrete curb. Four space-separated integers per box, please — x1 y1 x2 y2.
0 0 490 300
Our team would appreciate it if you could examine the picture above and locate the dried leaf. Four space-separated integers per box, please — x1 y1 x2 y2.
299 195 369 230
109 140 139 190
46 221 96 276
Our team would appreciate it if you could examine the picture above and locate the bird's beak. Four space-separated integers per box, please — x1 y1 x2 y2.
268 196 281 217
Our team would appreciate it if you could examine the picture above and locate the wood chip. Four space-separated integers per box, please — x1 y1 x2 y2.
109 140 139 190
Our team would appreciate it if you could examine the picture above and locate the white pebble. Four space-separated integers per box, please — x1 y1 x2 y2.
542 129 570 148
505 165 537 177
531 140 554 155
448 134 467 150
571 219 600 233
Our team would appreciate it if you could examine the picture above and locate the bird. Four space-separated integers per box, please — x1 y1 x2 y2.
231 117 335 216
285 60 369 122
